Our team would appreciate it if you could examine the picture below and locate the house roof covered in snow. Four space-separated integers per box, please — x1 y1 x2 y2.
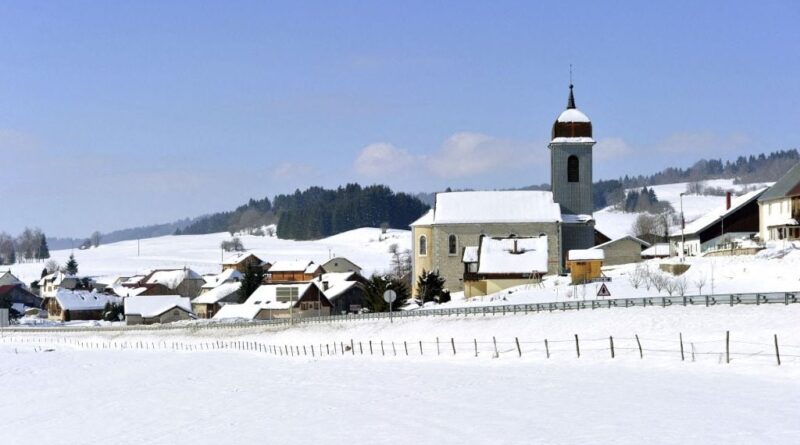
268 260 321 274
462 246 479 263
414 191 562 226
759 162 800 201
213 303 262 320
145 269 202 289
477 236 549 274
568 249 604 261
243 282 319 310
54 289 118 311
201 269 243 289
193 282 242 305
592 235 651 250
124 295 192 318
680 188 767 236
0 271 23 286
222 252 263 266
641 243 672 257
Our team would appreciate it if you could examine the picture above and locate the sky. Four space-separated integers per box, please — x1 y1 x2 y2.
1 0 798 237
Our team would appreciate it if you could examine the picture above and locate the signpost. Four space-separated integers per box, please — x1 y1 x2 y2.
383 290 397 323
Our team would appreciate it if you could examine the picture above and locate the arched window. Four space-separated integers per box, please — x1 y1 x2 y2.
567 155 579 183
419 235 427 256
448 234 458 255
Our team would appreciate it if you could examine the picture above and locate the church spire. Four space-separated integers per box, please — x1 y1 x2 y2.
567 84 576 109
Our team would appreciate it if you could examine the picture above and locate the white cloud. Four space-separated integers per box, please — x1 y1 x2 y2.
354 142 416 177
656 132 751 154
594 137 633 161
271 162 316 179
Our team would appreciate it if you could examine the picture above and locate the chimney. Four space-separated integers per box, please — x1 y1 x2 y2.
726 192 732 210
322 281 329 291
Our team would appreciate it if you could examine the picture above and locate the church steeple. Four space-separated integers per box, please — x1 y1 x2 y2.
567 84 576 109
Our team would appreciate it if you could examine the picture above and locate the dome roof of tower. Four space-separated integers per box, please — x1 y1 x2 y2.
551 84 592 140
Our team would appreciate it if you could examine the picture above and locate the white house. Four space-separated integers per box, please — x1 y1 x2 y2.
758 162 800 242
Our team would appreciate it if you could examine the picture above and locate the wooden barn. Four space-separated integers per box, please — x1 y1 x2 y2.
266 261 325 283
44 290 119 322
591 236 650 266
191 282 242 319
222 253 268 273
321 257 363 274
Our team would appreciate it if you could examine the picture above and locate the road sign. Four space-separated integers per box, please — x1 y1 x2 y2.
597 283 611 297
383 290 397 303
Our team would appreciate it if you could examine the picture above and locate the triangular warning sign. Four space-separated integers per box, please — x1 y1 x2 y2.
597 283 611 297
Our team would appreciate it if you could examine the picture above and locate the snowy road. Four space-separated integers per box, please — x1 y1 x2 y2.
1 345 798 445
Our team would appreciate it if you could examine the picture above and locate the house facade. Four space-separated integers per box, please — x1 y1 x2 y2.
214 282 331 320
321 257 363 274
758 162 800 242
266 261 325 283
591 236 650 266
411 84 596 295
463 236 549 297
44 289 118 322
124 295 193 325
191 282 241 319
222 253 267 273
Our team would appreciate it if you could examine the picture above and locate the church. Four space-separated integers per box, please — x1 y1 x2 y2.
411 84 597 296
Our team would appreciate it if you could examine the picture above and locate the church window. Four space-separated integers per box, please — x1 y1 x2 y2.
448 234 458 256
567 155 579 183
419 235 427 256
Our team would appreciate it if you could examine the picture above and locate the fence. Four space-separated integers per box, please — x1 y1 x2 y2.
1 291 797 334
2 331 798 367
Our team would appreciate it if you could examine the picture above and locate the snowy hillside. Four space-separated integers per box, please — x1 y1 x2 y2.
595 179 772 239
6 228 410 285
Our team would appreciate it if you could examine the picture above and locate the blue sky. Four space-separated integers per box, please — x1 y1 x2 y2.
1 0 798 237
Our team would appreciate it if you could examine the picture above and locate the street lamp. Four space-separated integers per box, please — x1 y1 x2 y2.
679 192 686 261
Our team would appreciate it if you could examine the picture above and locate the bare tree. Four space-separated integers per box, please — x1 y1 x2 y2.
663 276 676 296
45 259 60 274
674 275 688 296
694 274 708 295
628 264 645 289
650 273 665 292
90 231 102 248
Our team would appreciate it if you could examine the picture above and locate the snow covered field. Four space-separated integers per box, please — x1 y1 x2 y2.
7 227 409 285
2 304 799 444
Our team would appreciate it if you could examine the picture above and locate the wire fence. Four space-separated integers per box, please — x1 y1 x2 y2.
2 330 797 367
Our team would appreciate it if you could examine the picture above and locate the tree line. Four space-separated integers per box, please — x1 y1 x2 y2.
178 183 429 240
0 228 50 265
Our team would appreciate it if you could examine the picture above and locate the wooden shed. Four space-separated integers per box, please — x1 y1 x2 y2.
566 249 605 285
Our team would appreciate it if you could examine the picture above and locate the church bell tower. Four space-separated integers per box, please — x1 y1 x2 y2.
549 84 595 216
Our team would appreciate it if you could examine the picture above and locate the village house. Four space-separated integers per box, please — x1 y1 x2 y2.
315 272 367 314
38 272 85 298
321 257 363 274
124 295 193 325
213 282 331 321
462 236 549 298
591 236 650 266
671 189 766 256
758 162 800 242
411 84 597 295
191 282 242 319
0 283 43 315
126 268 205 299
0 271 24 287
109 283 176 298
222 253 269 273
265 260 325 283
44 289 119 322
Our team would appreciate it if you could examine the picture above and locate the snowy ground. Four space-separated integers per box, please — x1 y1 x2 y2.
6 227 409 285
2 304 799 444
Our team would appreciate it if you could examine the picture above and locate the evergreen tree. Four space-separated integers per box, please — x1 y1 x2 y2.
416 270 450 304
239 266 264 303
65 253 79 275
363 275 409 312
41 268 48 278
38 234 50 259
102 302 124 321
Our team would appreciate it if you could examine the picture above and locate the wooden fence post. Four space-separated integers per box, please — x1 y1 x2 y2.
774 334 781 366
381 340 385 356
420 340 423 355
679 333 684 361
544 339 550 359
609 336 614 359
392 341 396 356
635 334 643 359
493 336 499 357
351 339 355 355
574 334 580 358
404 341 408 356
725 331 730 364
436 337 440 356
451 338 457 355
369 340 373 355
359 341 363 355
515 337 522 357
474 338 478 357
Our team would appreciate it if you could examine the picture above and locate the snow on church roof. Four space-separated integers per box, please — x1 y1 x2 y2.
556 108 590 123
422 191 562 225
477 236 549 274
